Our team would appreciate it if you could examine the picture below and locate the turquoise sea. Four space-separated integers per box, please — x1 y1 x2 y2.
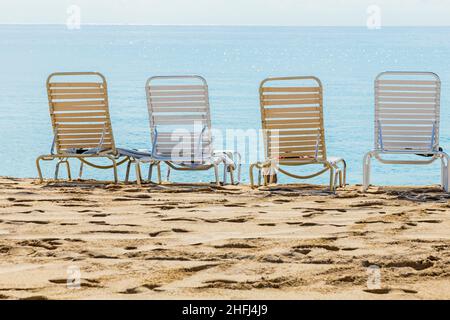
1 25 449 185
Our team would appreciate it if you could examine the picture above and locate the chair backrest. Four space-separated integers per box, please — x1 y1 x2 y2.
374 71 440 153
259 76 326 165
145 76 213 162
46 72 116 154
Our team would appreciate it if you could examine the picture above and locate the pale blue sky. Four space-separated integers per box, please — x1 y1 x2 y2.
1 0 449 26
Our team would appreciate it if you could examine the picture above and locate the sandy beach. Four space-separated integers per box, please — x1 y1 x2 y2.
1 176 450 299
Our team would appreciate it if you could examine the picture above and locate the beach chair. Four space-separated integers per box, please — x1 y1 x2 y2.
249 76 346 191
145 75 241 185
36 72 154 185
363 71 450 191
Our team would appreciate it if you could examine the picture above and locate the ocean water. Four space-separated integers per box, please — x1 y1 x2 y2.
0 25 449 186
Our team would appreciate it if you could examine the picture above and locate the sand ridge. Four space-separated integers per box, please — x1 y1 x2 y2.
1 177 450 299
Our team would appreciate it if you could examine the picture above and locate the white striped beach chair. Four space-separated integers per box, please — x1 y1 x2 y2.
249 76 346 191
145 75 240 185
36 72 154 185
363 71 450 191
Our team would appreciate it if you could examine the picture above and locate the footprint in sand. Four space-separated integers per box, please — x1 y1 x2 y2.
214 243 256 249
364 288 417 294
64 238 85 243
223 203 247 208
78 209 102 213
355 220 392 225
141 204 176 210
203 279 238 287
86 230 138 235
202 276 303 289
142 283 162 290
49 278 102 288
20 295 49 300
350 200 386 207
13 191 36 195
272 199 292 204
199 218 220 223
161 217 197 222
111 197 136 202
91 213 110 217
124 194 152 199
182 264 220 272
14 220 50 225
119 287 142 294
221 217 252 223
19 240 59 250
302 213 318 218
286 221 319 226
293 244 340 251
17 209 45 214
146 256 191 261
120 282 163 294
149 230 171 237
60 204 92 207
417 219 443 224
362 259 433 271
48 279 68 284
86 252 119 259
89 221 108 225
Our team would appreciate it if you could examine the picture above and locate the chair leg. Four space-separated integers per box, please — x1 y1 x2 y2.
135 160 142 186
55 161 61 180
148 163 153 182
65 160 72 181
55 159 70 181
230 151 241 184
249 163 256 188
78 161 84 179
222 162 227 185
269 167 276 185
236 152 242 183
107 156 118 184
263 167 269 186
440 154 450 192
229 166 235 185
223 164 227 185
36 156 45 183
125 160 132 183
166 166 171 182
363 152 373 191
341 159 347 186
213 164 220 186
329 167 334 192
157 162 162 184
333 168 340 192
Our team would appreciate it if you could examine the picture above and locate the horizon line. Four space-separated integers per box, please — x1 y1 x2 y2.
1 23 450 27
